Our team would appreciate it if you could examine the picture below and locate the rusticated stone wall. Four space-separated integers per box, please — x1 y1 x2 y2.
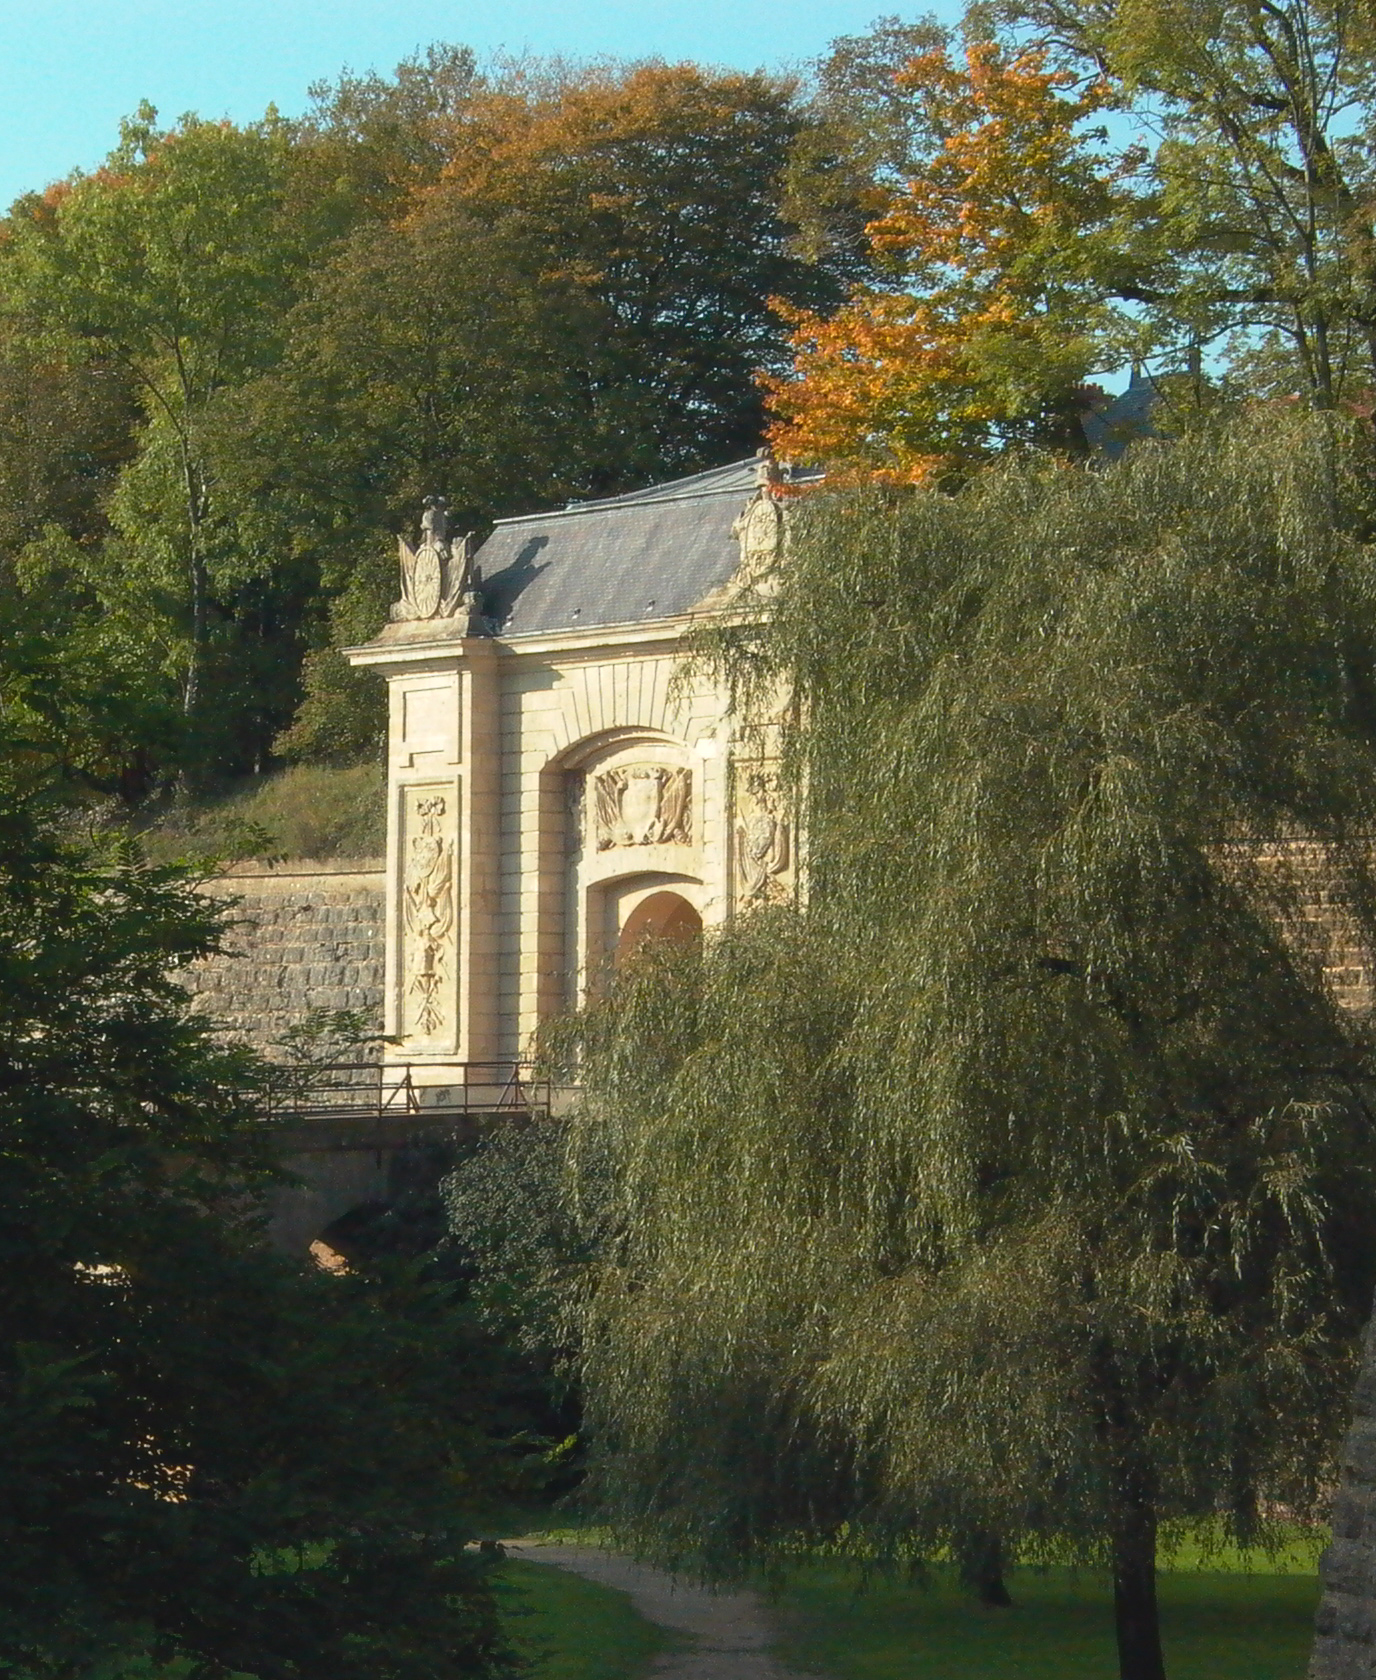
182 859 385 1056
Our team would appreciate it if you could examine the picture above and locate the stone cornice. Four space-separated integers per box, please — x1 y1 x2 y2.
343 613 704 671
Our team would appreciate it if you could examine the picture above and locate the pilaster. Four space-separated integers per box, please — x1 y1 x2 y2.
368 639 501 1068
457 639 501 1063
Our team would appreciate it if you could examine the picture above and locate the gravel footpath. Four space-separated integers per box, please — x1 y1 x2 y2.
502 1542 812 1680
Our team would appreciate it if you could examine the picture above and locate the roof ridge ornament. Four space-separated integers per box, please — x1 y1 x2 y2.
392 495 486 630
733 449 786 593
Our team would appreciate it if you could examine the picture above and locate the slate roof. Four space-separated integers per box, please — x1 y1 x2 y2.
475 457 767 639
1081 368 1159 461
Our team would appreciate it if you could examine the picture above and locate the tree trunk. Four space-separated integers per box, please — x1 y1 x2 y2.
958 1530 1013 1607
1111 1494 1166 1680
184 547 205 717
177 413 207 721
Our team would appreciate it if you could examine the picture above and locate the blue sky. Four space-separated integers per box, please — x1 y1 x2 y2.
0 1 958 208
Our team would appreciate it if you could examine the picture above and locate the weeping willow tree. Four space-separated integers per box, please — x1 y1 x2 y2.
563 412 1376 1680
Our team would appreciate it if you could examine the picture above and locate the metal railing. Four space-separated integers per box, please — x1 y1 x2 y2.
257 1060 555 1125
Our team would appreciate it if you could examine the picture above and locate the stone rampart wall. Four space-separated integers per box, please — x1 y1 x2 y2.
1310 1314 1376 1678
182 860 385 1056
1243 841 1376 1017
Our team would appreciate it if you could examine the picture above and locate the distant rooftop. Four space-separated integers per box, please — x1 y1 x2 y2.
1082 369 1159 461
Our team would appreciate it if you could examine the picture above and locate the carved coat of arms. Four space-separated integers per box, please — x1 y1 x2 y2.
403 794 454 1036
730 449 785 592
594 765 692 850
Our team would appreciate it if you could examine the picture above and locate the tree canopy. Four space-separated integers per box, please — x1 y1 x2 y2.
0 586 528 1676
768 37 1143 478
0 52 861 797
768 0 1376 480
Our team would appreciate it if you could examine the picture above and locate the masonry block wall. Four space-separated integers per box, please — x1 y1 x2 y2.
182 860 386 1056
1310 1314 1376 1679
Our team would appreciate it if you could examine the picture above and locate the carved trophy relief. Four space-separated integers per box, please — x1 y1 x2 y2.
391 494 485 629
734 765 793 907
593 765 692 850
401 790 456 1041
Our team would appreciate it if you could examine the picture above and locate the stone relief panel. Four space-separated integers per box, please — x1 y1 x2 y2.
593 765 692 850
565 772 587 853
399 785 458 1045
733 763 793 908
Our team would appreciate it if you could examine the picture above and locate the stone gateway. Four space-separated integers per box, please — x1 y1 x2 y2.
343 452 799 1075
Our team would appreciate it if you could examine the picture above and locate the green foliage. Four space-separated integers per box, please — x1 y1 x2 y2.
565 412 1376 1675
772 1 1376 472
3 535 183 802
433 62 845 483
0 770 516 1676
0 326 136 557
442 1123 607 1505
275 542 393 765
1004 0 1376 405
0 50 865 796
0 108 345 778
300 43 480 213
445 1121 607 1366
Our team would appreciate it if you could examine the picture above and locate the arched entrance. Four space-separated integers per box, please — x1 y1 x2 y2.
616 890 702 961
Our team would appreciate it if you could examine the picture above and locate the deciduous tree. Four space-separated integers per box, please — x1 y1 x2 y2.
767 34 1148 479
432 62 848 485
0 710 515 1676
1009 0 1376 405
2 108 345 744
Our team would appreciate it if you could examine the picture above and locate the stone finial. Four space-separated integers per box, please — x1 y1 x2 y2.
754 445 784 490
420 494 450 548
732 455 786 591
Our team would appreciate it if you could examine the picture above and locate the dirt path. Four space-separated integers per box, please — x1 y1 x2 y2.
503 1542 811 1680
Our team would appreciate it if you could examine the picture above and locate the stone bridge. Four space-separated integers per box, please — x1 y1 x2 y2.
257 1060 561 1253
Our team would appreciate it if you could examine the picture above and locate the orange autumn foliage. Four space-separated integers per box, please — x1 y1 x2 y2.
767 42 1140 482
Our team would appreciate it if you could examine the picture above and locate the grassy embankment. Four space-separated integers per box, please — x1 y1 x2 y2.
134 762 386 864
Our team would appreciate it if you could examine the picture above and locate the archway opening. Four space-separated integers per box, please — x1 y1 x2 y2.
616 891 702 962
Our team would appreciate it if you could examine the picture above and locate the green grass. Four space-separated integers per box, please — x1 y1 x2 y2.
136 761 385 864
775 1556 1321 1680
499 1556 669 1680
